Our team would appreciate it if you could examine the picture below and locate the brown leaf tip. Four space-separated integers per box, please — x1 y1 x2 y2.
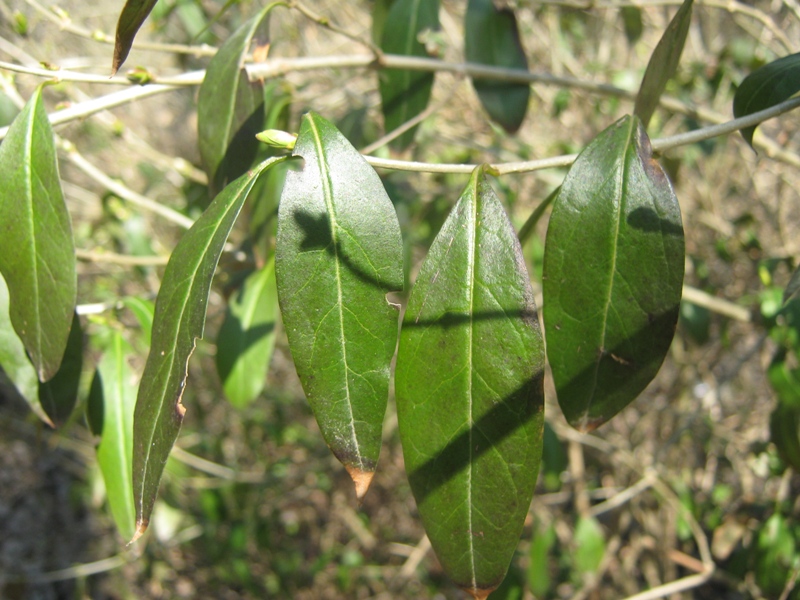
345 465 375 502
466 587 495 600
129 519 148 545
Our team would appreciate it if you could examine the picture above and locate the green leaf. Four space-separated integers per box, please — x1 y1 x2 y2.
0 274 50 426
464 0 530 133
216 259 279 408
87 331 137 541
734 53 800 147
527 521 556 597
633 0 693 128
372 0 396 44
517 187 558 250
39 312 83 426
379 0 440 149
573 516 606 576
771 403 800 471
113 0 159 74
395 166 545 599
543 116 684 431
276 112 403 499
0 85 76 382
198 4 274 194
620 6 643 45
132 156 286 540
122 296 155 344
783 263 800 306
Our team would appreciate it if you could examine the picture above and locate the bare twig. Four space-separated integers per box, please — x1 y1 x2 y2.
76 249 170 266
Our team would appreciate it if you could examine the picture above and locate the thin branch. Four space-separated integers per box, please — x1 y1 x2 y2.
289 0 383 57
24 0 217 58
681 285 752 322
76 249 170 266
59 138 194 230
0 59 200 86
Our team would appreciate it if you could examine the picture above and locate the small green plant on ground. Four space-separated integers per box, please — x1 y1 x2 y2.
2 0 800 597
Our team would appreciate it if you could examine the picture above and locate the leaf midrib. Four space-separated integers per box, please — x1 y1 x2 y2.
307 116 363 471
584 118 636 426
465 174 479 590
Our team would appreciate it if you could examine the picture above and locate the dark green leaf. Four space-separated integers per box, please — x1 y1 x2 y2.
39 312 83 427
620 6 643 45
464 0 530 133
783 263 800 305
0 85 76 381
733 53 800 147
216 259 278 408
276 112 403 499
395 166 545 599
0 274 49 425
379 0 440 149
132 156 286 540
543 116 684 431
633 0 693 127
113 0 159 74
88 331 137 541
771 403 800 471
372 0 396 44
754 513 796 596
541 421 567 492
198 4 273 194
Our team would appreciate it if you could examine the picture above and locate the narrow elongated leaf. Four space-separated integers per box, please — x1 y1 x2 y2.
464 0 530 133
276 112 403 499
0 274 50 425
39 312 83 426
543 116 684 431
113 0 159 74
733 53 800 147
87 332 137 541
132 156 286 540
379 0 440 149
633 0 693 127
0 85 76 381
216 259 278 407
198 4 273 194
122 296 155 344
396 166 545 599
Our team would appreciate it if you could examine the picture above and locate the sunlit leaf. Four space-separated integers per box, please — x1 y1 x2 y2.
633 0 693 127
216 259 279 408
87 331 137 541
0 274 49 425
39 312 83 426
396 166 545 599
132 156 286 540
122 296 155 344
0 85 76 381
198 4 274 194
276 112 403 500
527 521 556 597
379 0 440 149
112 0 159 74
543 116 684 431
464 0 530 133
733 53 800 147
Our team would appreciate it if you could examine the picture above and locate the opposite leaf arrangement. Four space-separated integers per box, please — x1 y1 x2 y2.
1 0 799 597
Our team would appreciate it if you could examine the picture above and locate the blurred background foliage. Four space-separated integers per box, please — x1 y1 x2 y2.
1 0 800 598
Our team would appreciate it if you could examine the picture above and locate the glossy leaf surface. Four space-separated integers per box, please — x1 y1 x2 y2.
543 116 684 431
39 312 83 426
379 0 440 149
0 274 49 425
276 112 403 499
113 0 158 74
133 156 285 539
0 86 76 381
633 0 693 127
88 332 137 541
464 0 530 133
733 53 800 147
396 166 545 598
198 4 272 194
216 259 278 408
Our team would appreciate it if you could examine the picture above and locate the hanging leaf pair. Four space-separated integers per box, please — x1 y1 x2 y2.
276 112 546 597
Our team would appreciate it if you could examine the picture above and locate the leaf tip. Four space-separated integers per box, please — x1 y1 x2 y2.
129 520 148 544
345 465 375 502
466 587 495 600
